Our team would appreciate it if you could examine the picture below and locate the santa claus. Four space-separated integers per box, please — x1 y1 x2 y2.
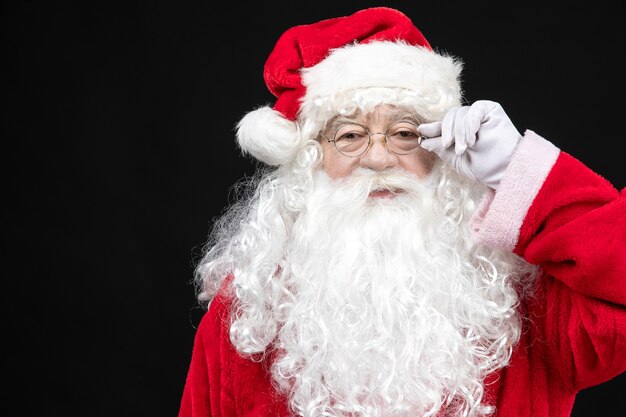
179 7 626 417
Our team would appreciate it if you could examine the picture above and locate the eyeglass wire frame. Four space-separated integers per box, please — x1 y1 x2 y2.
319 121 427 158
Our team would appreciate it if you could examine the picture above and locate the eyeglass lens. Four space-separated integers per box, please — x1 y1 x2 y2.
333 121 421 157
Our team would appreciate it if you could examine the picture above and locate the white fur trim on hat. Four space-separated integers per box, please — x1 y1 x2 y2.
299 41 463 124
236 106 301 166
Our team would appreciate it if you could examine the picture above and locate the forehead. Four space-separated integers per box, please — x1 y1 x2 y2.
327 104 418 128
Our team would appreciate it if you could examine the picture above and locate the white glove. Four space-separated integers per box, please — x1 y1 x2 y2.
418 100 523 189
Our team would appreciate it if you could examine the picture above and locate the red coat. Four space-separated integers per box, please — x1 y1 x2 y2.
179 131 626 417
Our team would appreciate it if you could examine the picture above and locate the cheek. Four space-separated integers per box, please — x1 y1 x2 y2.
322 147 357 179
400 150 437 177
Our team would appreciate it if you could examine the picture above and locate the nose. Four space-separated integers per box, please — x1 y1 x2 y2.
359 133 398 171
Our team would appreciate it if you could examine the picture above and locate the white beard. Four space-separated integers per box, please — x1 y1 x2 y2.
262 166 519 417
225 164 534 417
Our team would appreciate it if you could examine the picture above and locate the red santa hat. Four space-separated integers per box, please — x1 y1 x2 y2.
236 7 463 166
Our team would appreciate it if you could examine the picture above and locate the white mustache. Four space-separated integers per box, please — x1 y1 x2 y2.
344 168 430 195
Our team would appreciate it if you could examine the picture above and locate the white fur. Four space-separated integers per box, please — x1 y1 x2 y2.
300 41 463 124
236 106 302 166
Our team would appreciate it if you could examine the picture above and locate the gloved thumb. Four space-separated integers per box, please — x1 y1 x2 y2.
417 121 442 139
419 136 446 154
417 121 446 154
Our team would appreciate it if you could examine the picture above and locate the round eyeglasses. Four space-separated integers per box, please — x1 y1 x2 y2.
320 121 425 158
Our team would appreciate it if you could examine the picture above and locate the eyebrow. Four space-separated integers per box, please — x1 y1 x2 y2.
326 113 421 133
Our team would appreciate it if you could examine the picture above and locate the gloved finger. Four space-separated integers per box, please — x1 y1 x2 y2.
459 102 488 151
417 121 442 138
451 106 471 155
467 100 500 141
441 106 462 148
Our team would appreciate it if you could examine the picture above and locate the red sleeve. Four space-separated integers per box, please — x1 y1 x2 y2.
516 152 626 304
473 131 626 392
517 152 626 392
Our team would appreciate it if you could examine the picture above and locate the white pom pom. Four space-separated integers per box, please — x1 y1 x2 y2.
236 106 301 166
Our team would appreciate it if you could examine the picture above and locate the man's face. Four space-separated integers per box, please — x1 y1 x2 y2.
320 105 436 185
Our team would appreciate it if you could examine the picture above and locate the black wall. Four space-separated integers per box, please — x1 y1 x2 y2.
3 1 624 416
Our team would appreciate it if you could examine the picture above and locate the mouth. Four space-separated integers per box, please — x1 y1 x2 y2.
369 187 401 199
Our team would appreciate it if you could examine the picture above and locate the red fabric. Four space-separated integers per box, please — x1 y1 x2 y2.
264 7 431 120
178 152 626 416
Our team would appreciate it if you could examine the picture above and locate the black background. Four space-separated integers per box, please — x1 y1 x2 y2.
3 1 624 416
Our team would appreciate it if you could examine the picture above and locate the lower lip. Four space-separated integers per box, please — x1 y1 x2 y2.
369 189 396 199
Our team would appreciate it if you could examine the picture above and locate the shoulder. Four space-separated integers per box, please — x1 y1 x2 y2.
196 275 236 340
